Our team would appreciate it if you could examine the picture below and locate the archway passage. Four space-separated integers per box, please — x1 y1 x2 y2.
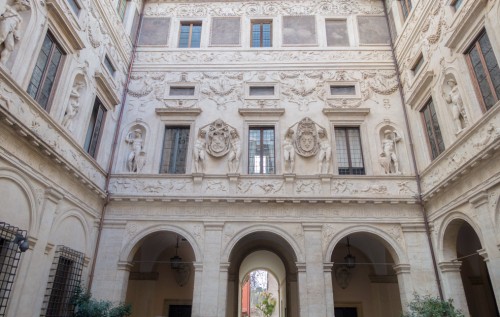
227 232 299 317
331 233 402 317
125 231 196 317
443 220 499 316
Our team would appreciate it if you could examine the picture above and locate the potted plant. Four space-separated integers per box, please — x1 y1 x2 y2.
402 294 465 317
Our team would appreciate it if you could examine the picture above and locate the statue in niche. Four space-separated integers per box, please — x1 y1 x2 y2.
443 78 467 134
294 117 319 157
206 119 231 157
227 130 241 173
193 129 206 173
379 130 401 175
317 128 331 174
0 0 30 64
283 128 295 173
62 81 84 131
125 129 146 173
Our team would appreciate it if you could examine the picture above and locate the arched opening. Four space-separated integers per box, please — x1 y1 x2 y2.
442 219 499 316
227 232 299 317
331 233 402 317
125 231 196 317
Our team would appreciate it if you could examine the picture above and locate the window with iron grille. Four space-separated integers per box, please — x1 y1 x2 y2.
27 32 65 110
421 99 445 160
248 127 275 174
251 21 272 48
41 246 84 317
84 98 107 158
160 127 190 174
0 222 27 317
334 127 365 175
466 30 500 112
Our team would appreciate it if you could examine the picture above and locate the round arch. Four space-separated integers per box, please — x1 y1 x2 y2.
50 209 91 255
325 225 408 264
120 223 203 263
222 224 304 263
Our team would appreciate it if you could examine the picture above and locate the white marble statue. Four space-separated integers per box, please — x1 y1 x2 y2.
317 128 331 174
193 129 206 173
444 78 466 134
227 130 241 173
379 130 401 174
283 128 295 173
62 82 84 131
0 0 30 64
125 129 146 173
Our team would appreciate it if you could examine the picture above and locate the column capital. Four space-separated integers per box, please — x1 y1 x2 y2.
296 262 306 272
220 262 230 272
117 261 134 271
477 248 489 262
438 261 462 272
193 262 204 271
323 262 334 272
393 263 411 274
44 187 64 203
469 191 489 208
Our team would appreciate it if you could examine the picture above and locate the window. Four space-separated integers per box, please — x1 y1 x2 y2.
400 0 412 20
248 127 275 174
179 22 202 48
325 20 349 47
466 31 500 111
27 32 65 110
251 21 272 48
169 86 195 96
41 246 84 317
330 85 356 96
66 0 80 15
160 127 190 174
421 99 445 160
412 54 424 75
450 0 463 10
103 55 116 77
249 86 274 96
335 127 365 175
84 98 107 158
117 0 127 21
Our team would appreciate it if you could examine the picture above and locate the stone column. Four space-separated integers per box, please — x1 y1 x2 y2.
116 261 133 301
393 264 413 310
469 192 500 309
11 188 63 317
296 262 308 317
199 222 224 317
324 262 334 317
303 224 327 317
438 261 470 316
191 262 203 317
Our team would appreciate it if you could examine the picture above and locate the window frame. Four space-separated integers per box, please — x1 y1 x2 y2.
251 20 273 48
420 98 445 160
27 31 66 111
159 126 191 174
178 21 203 48
117 0 128 21
324 18 350 47
248 126 276 175
399 0 412 21
334 127 365 175
465 30 500 112
83 97 107 159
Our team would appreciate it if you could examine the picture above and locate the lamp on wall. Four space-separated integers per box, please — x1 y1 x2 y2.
170 235 182 270
13 232 29 253
344 236 356 269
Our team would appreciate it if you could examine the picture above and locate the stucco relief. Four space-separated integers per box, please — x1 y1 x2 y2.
237 180 285 195
295 180 321 195
201 72 244 110
205 180 228 193
0 0 30 64
144 0 383 17
109 178 193 195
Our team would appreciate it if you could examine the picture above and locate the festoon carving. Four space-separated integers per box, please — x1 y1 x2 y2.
125 127 147 173
379 129 402 175
195 119 241 173
0 0 30 64
286 118 331 174
442 76 468 134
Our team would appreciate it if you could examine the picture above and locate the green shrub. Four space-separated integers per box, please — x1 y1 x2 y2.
72 285 131 317
255 291 277 317
402 294 464 317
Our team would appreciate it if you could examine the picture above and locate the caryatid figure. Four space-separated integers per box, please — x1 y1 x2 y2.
317 128 331 174
283 128 295 173
193 129 206 173
227 130 241 173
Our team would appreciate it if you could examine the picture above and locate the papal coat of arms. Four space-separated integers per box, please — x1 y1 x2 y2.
205 119 232 157
294 117 320 157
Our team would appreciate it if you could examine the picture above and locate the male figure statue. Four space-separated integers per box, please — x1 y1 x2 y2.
379 130 401 174
0 0 30 64
126 129 145 173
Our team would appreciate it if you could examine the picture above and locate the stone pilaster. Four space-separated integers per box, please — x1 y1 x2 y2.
393 264 412 309
191 262 204 317
303 224 327 317
296 262 308 317
324 262 335 317
439 261 470 317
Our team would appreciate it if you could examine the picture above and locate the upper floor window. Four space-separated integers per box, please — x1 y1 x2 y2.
421 99 445 160
117 0 127 21
84 98 107 158
104 55 116 77
179 22 202 48
412 54 424 75
335 127 365 175
160 127 190 174
325 20 349 47
251 21 272 48
66 0 81 15
249 127 275 174
450 0 463 11
400 0 412 20
27 32 65 110
466 30 500 111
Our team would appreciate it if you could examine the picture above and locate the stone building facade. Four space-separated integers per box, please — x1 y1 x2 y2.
0 0 499 316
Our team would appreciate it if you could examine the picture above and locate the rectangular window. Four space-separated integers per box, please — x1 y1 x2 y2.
251 21 272 48
335 127 365 175
466 31 500 111
249 86 275 96
117 0 127 21
421 99 445 160
84 98 107 158
400 0 412 20
412 54 424 74
27 32 65 110
160 127 190 174
66 0 80 15
249 127 275 174
325 20 349 47
104 55 116 77
451 0 463 10
179 22 202 48
330 85 356 96
41 246 84 317
169 87 195 96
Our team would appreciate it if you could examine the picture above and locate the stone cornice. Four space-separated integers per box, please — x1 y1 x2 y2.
46 0 86 52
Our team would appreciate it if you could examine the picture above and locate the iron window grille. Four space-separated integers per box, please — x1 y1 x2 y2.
41 246 84 317
0 222 27 317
